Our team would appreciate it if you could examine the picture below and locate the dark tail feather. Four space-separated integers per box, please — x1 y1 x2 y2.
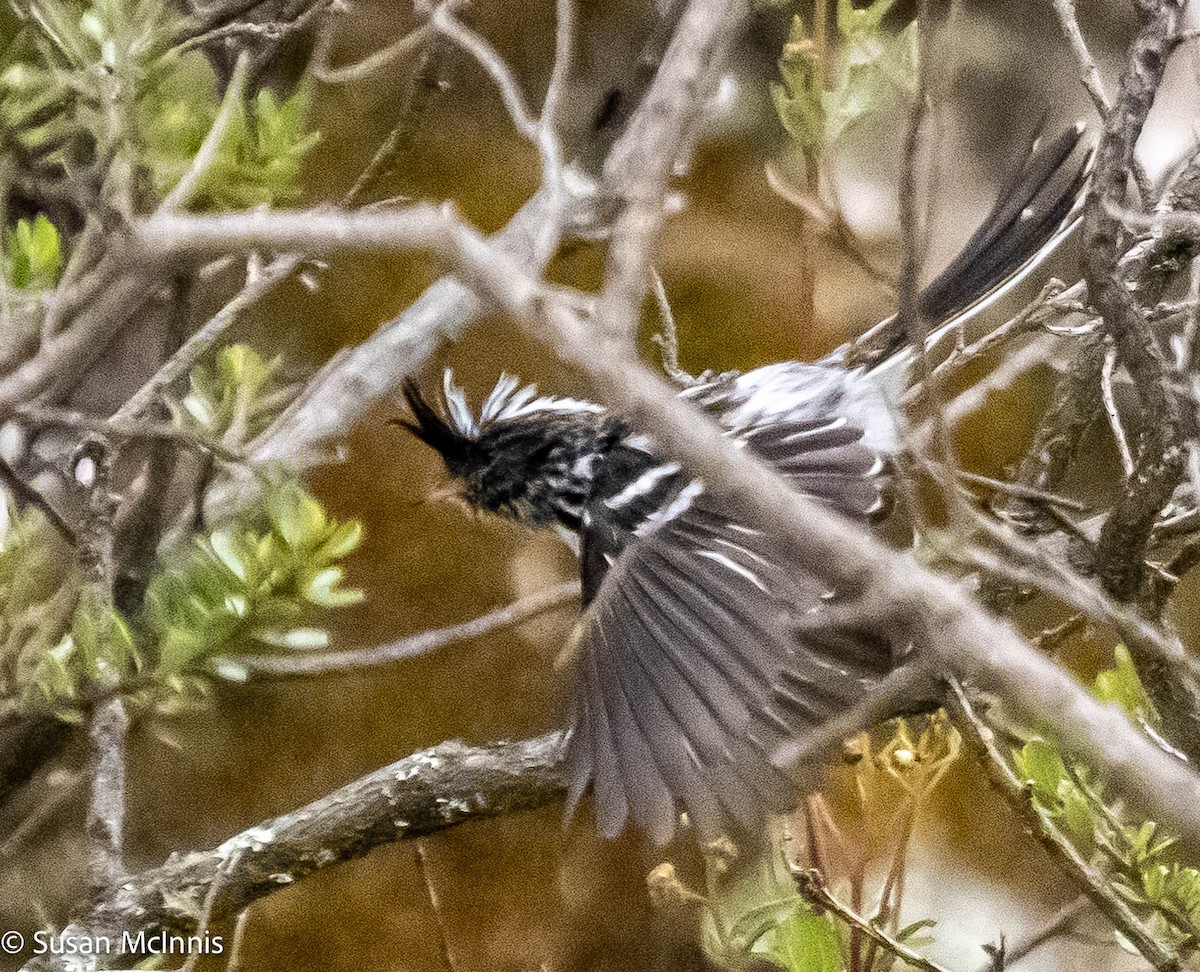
916 120 1091 326
863 121 1091 365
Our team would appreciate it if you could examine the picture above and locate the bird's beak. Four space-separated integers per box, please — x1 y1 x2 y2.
425 483 474 516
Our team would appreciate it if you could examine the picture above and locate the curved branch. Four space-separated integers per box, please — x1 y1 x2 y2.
89 734 566 944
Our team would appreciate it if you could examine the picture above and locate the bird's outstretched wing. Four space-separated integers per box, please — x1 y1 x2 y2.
565 415 893 844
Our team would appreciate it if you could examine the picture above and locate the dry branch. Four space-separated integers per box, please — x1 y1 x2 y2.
89 734 566 944
222 580 580 676
947 680 1181 970
1084 0 1187 602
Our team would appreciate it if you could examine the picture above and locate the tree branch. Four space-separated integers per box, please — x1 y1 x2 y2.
220 580 579 677
946 679 1181 971
86 734 566 947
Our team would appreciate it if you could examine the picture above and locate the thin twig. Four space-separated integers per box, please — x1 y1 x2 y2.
313 23 432 85
431 4 562 193
971 895 1091 972
946 679 1181 971
648 268 694 384
220 581 579 676
939 334 1064 430
224 907 251 972
541 0 574 140
341 40 441 205
1048 0 1111 116
770 664 937 771
792 867 954 972
0 454 76 543
1031 613 1087 655
112 255 302 422
180 849 245 972
0 773 83 864
416 842 459 972
945 507 1192 677
904 280 1079 406
159 52 251 212
16 406 249 463
955 469 1089 512
763 161 898 296
172 0 274 45
429 2 567 262
896 2 967 530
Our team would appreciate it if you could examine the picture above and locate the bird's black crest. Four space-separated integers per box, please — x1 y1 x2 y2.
397 379 474 472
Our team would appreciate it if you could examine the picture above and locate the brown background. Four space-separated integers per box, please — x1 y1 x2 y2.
3 1 1198 969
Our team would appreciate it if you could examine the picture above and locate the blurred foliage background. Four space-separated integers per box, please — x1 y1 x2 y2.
1 0 1199 970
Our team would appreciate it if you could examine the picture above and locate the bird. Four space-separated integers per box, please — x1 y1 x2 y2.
400 123 1091 845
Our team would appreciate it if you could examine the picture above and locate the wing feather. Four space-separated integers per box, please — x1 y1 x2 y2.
564 386 895 840
566 486 895 842
576 634 630 837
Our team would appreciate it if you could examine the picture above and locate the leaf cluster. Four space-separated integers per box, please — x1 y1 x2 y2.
1 0 318 213
771 0 918 158
1013 647 1200 954
173 343 294 446
1 343 360 718
10 477 362 718
0 501 79 718
143 62 320 210
142 478 362 698
23 589 138 719
0 213 62 348
4 214 62 289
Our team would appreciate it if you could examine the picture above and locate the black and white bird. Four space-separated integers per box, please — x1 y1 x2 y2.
401 124 1091 845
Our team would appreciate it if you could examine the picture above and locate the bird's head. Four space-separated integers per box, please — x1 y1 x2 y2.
399 372 607 526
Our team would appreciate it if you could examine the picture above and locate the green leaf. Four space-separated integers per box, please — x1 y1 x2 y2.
208 528 249 582
270 481 328 550
303 566 364 607
316 521 363 561
252 626 329 650
771 0 918 155
139 477 362 697
1013 737 1065 806
895 918 937 943
6 215 63 289
763 907 843 972
178 344 287 442
210 657 250 682
144 69 319 210
1058 787 1096 842
1144 863 1169 903
771 17 824 153
1094 645 1160 727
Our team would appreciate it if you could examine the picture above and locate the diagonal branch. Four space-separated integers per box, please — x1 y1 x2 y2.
87 734 567 946
221 580 579 677
946 679 1181 971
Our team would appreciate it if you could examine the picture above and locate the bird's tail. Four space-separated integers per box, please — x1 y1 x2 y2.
861 120 1092 372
